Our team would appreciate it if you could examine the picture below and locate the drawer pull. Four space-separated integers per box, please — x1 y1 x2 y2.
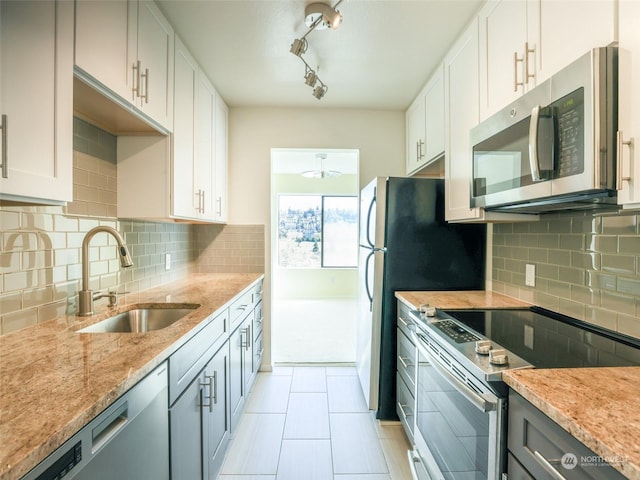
533 450 567 480
397 402 412 420
398 316 409 328
398 355 413 369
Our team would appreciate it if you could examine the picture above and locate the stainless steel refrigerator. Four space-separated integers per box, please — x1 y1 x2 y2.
356 177 486 420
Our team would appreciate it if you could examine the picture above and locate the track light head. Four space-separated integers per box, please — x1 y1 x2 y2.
312 84 328 100
304 67 318 87
290 38 307 56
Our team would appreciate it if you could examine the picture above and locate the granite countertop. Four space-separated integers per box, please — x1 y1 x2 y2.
395 290 532 310
0 272 263 480
504 368 640 480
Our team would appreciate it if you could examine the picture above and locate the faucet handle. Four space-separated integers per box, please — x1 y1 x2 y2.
106 290 129 307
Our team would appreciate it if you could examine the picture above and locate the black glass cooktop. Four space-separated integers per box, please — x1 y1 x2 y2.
442 307 640 369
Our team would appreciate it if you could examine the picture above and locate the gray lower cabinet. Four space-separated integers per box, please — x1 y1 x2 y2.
396 300 416 442
508 390 625 480
230 310 258 432
169 341 229 480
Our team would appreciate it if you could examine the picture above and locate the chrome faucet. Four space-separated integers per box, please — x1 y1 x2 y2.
78 226 133 316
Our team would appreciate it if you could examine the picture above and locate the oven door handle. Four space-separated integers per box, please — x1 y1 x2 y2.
417 334 497 413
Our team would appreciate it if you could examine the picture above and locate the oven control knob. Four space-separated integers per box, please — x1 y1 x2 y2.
475 340 492 355
489 349 509 366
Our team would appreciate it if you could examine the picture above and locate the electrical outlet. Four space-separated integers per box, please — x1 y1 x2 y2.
525 263 536 287
165 253 171 270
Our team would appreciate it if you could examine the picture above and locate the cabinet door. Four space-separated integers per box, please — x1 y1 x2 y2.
618 0 640 206
478 0 529 120
444 20 484 222
533 0 616 85
0 0 73 204
197 74 216 221
169 370 205 480
74 0 133 101
423 65 445 164
214 92 229 222
204 345 229 479
135 0 173 129
229 325 244 432
172 37 198 219
242 318 256 392
405 91 426 175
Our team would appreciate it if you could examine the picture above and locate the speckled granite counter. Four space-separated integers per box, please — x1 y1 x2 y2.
504 368 640 480
395 290 531 310
0 273 263 480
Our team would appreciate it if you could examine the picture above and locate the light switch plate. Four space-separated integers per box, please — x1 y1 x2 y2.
525 263 535 287
165 253 171 270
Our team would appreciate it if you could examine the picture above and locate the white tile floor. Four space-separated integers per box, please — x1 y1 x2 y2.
217 366 413 480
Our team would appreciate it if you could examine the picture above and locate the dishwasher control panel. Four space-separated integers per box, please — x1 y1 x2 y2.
33 441 81 480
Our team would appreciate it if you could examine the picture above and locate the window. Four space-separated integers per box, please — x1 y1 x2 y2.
278 195 358 268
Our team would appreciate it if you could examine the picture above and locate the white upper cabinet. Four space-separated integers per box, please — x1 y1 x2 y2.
406 65 445 176
0 0 73 204
118 36 227 223
478 0 529 121
74 0 174 131
135 1 174 129
444 20 483 222
214 93 228 223
479 0 616 121
172 36 198 219
75 0 132 101
617 0 640 207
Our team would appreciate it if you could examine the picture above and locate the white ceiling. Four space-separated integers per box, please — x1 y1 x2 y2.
272 148 359 174
155 0 484 110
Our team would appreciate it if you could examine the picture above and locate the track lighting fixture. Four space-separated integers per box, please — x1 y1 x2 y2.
304 66 318 87
289 0 344 100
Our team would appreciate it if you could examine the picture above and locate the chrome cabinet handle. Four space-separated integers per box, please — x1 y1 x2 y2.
397 402 412 420
514 51 524 92
533 450 567 480
212 371 218 405
0 114 7 178
141 67 149 104
398 316 412 329
398 355 413 369
200 375 215 412
132 60 141 98
216 196 222 216
418 140 425 159
245 326 251 351
617 130 633 189
524 42 535 84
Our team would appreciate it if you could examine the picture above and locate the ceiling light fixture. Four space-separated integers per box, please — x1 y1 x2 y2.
301 153 342 179
304 2 343 30
289 0 344 100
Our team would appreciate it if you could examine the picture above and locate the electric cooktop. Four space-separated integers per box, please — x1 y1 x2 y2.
440 307 640 369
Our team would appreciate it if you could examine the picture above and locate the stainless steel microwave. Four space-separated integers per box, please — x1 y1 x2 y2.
470 46 618 213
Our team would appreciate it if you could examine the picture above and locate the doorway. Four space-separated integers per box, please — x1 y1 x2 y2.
271 148 360 363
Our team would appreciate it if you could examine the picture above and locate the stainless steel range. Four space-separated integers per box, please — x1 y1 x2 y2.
406 306 640 480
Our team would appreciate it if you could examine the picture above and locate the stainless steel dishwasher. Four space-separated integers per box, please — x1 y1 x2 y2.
22 362 169 480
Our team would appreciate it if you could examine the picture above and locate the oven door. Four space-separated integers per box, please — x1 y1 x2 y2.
412 329 505 480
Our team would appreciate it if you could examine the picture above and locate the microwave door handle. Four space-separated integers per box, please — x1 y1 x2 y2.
529 105 543 181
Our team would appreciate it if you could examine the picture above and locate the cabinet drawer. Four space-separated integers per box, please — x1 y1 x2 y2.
252 281 263 305
169 309 228 405
230 290 253 329
396 328 416 395
397 300 415 340
396 374 414 441
508 391 625 480
253 301 263 341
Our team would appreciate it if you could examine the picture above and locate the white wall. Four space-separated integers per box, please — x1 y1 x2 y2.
227 107 405 368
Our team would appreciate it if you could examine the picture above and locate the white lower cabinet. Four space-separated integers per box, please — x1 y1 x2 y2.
0 0 73 204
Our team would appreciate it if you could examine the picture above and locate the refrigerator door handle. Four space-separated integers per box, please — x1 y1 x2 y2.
364 250 374 311
365 192 376 249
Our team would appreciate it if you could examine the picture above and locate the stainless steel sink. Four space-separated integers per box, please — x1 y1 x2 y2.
77 305 199 333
